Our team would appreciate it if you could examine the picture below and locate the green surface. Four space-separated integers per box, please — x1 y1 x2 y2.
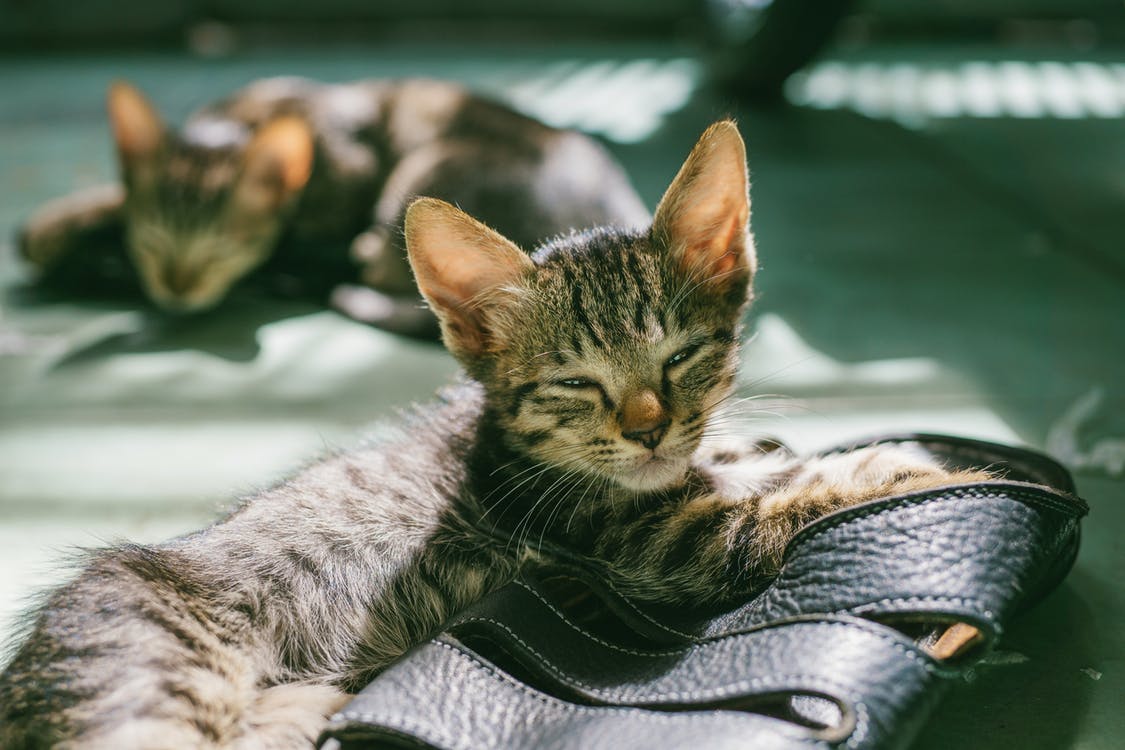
0 37 1122 748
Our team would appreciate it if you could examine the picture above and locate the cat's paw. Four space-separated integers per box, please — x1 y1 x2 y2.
696 436 796 496
788 442 993 511
18 184 125 271
233 683 351 750
330 284 441 339
352 228 416 295
844 442 993 494
697 435 791 467
758 443 992 522
18 221 72 270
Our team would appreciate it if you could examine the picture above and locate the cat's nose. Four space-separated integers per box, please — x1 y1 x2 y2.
623 422 670 450
164 266 198 296
621 389 670 450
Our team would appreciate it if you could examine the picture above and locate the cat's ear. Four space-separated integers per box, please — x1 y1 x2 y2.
233 116 315 213
107 81 165 173
405 197 534 360
652 120 755 291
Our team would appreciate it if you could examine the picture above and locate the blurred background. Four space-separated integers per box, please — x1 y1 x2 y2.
1 1 1122 747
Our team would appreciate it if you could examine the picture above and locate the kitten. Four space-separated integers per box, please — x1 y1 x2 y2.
17 77 648 337
0 121 988 749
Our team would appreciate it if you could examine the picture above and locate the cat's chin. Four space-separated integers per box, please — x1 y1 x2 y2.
615 457 690 493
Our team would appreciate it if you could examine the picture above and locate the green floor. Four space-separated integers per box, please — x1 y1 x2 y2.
0 37 1122 749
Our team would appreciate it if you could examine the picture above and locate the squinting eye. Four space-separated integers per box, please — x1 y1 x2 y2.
665 344 700 368
556 378 599 389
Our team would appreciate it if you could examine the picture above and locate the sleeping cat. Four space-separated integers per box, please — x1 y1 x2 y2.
17 77 648 337
0 121 989 749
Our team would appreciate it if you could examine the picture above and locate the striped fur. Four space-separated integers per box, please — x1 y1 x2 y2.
0 121 987 748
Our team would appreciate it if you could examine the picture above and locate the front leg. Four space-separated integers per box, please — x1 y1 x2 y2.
732 443 992 581
598 442 991 605
18 183 125 273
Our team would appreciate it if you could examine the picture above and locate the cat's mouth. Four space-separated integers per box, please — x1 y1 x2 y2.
616 453 690 492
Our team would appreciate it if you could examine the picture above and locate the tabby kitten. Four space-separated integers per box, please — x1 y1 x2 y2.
0 122 988 749
18 77 648 336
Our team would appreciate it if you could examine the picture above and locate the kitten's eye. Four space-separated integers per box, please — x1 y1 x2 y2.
556 378 600 390
665 344 701 369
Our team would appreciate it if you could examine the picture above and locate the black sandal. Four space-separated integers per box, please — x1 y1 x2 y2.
319 435 1087 750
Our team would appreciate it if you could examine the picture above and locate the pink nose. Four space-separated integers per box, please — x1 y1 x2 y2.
164 265 198 295
621 389 670 449
623 422 669 450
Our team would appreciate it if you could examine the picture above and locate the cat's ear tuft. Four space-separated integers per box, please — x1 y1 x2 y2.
652 120 755 291
235 116 315 212
107 81 165 166
405 198 534 360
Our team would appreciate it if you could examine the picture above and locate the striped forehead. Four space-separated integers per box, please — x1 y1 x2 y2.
145 137 243 217
541 242 672 354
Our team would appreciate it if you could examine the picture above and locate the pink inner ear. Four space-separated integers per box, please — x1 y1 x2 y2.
420 261 475 318
676 202 747 279
434 253 515 309
265 122 314 193
244 118 314 194
108 84 163 159
405 197 533 356
653 120 753 286
414 249 512 358
710 212 745 275
236 120 315 212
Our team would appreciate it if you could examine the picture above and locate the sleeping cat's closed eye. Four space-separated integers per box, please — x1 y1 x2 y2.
555 378 600 390
664 343 702 370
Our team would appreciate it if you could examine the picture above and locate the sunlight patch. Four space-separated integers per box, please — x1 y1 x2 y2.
786 60 1125 128
494 58 700 143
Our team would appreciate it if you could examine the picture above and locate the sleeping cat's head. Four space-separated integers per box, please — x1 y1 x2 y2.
407 121 754 492
107 82 314 311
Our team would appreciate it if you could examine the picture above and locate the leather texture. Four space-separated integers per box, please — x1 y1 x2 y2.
319 435 1087 750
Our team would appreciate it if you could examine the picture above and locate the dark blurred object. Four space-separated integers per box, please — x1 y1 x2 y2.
3 0 1124 93
0 0 194 47
702 0 1125 98
705 0 855 98
0 0 689 49
850 0 1121 38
